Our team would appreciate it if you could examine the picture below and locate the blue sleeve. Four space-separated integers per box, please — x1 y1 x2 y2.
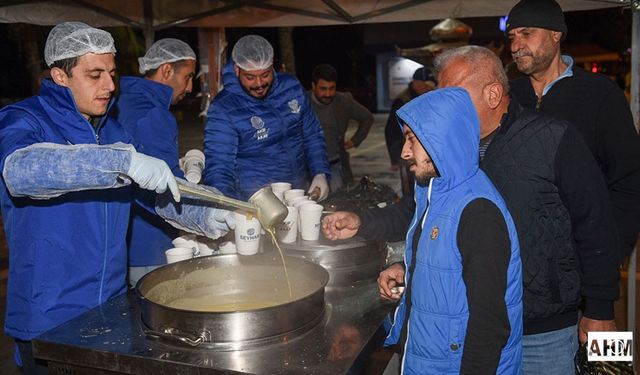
3 142 134 199
300 92 330 178
203 97 238 197
130 107 183 178
0 109 45 172
155 178 232 239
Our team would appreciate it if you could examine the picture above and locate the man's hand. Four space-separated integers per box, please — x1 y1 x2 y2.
308 173 329 201
127 151 180 202
344 139 354 150
322 211 360 240
378 263 405 301
578 317 617 344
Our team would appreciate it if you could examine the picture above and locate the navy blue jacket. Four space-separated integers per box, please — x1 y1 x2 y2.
0 80 133 340
116 76 182 266
203 62 330 200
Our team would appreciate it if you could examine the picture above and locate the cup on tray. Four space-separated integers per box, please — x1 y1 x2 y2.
298 203 324 241
165 247 194 264
270 182 292 202
276 206 298 243
283 189 305 203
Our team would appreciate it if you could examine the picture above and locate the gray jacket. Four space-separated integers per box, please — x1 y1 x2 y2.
309 91 373 183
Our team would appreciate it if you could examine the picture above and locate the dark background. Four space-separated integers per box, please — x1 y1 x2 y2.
0 6 633 108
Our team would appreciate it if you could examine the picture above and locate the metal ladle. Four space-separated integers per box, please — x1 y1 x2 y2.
177 183 288 229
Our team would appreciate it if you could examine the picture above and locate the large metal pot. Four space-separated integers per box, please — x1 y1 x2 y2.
136 253 329 350
271 237 387 287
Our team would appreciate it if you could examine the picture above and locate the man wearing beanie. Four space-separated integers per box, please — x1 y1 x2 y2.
507 0 640 373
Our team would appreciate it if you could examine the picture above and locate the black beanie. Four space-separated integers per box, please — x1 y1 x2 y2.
412 67 436 83
506 0 567 38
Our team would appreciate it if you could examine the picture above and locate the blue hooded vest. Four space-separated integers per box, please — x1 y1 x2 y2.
384 88 523 374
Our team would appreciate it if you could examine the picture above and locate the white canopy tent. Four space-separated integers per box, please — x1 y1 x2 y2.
0 0 637 331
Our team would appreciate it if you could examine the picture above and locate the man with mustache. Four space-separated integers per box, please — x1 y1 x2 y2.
323 45 620 375
0 23 235 373
115 38 201 286
507 0 640 261
309 64 373 191
204 35 330 201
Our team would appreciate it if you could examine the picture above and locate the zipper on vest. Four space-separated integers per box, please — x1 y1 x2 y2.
535 95 542 111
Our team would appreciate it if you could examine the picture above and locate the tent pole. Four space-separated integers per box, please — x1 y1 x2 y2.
143 0 155 50
627 1 638 336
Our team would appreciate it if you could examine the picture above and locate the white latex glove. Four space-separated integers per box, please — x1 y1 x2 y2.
209 209 236 231
127 151 180 202
308 173 329 201
178 156 186 173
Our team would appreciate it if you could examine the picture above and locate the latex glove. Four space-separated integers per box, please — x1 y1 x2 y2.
308 173 329 201
127 151 180 202
208 209 236 231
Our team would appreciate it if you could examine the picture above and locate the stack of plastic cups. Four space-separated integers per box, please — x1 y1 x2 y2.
284 189 305 205
270 182 292 202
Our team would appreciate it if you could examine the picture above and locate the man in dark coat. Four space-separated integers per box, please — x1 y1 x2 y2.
323 46 620 375
507 0 640 260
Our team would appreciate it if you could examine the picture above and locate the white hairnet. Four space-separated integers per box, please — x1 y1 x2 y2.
44 22 116 67
138 38 197 74
231 35 274 71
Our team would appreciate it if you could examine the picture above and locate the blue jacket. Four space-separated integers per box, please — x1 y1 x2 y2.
0 80 132 340
203 62 330 200
384 88 523 374
115 76 181 266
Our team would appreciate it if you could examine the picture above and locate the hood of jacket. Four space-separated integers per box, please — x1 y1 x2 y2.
396 87 480 193
119 76 173 110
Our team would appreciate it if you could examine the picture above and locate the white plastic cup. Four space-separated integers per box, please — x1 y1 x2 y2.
196 238 216 257
283 189 305 203
172 234 199 256
165 247 194 264
183 149 205 183
293 199 316 208
277 206 298 243
299 203 324 241
270 182 292 202
287 195 309 207
233 212 262 255
218 241 237 254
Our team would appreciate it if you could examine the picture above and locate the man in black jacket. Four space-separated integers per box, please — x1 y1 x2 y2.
507 0 640 260
322 45 620 375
